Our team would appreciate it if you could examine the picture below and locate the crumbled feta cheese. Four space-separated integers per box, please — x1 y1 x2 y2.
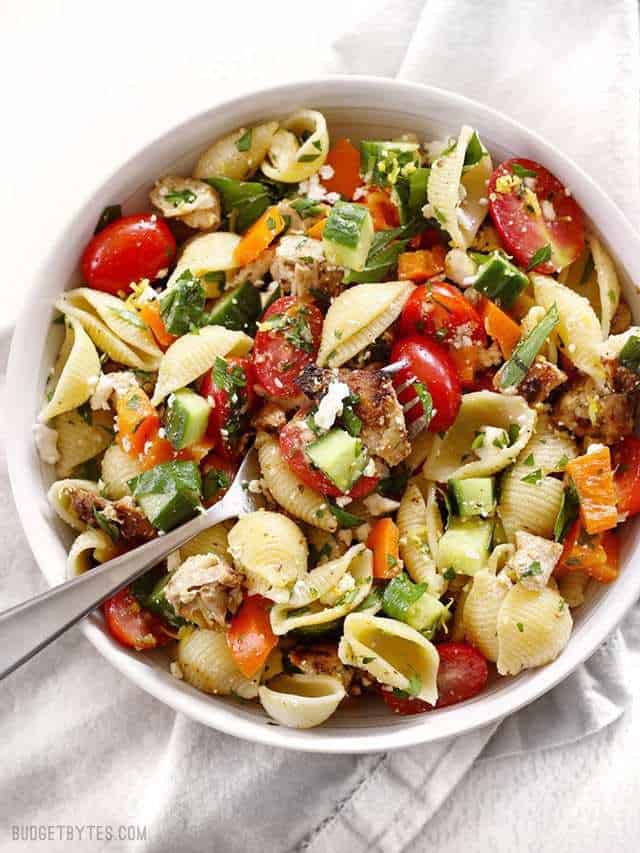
314 380 351 431
586 442 606 455
33 423 60 465
276 235 324 263
362 458 376 478
319 164 335 180
363 494 401 516
352 186 367 201
524 176 537 190
136 283 158 304
335 495 352 508
247 478 267 494
298 172 339 204
90 371 138 410
336 573 355 593
158 428 166 439
541 200 556 221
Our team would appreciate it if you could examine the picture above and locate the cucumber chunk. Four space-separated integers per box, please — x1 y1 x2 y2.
207 279 262 335
436 517 494 576
469 251 529 308
165 388 211 450
323 202 374 271
306 428 368 493
392 167 430 224
130 460 202 532
382 572 448 636
360 140 421 187
449 477 496 518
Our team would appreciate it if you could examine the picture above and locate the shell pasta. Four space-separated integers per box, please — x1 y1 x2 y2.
35 107 634 729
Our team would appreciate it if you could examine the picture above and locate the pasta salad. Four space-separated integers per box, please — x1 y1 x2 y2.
36 110 640 729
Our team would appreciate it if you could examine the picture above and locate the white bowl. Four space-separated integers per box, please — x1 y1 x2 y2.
7 76 640 753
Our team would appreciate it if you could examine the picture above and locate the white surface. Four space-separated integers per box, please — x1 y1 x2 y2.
2 0 640 851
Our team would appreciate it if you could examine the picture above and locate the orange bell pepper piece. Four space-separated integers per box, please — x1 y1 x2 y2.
139 301 176 350
322 138 362 199
368 517 401 579
481 299 521 358
227 595 277 678
364 189 400 230
306 218 326 240
397 246 446 282
233 205 285 267
567 446 618 535
116 387 160 457
555 520 620 584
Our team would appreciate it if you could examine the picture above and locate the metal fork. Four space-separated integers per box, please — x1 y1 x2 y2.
0 447 263 680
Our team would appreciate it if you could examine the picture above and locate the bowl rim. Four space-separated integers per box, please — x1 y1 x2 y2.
7 74 640 754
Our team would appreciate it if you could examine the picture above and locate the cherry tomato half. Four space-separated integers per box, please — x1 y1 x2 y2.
253 296 323 399
488 158 584 274
399 280 486 344
103 587 170 651
279 414 379 498
390 336 461 433
82 214 176 295
200 357 256 459
379 642 489 715
612 435 640 517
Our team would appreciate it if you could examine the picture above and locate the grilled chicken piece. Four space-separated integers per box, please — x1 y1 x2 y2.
164 554 243 629
603 357 640 394
68 489 156 545
227 247 275 288
295 365 411 466
516 356 567 405
270 235 344 301
150 176 221 230
552 374 636 445
251 401 288 433
287 643 353 689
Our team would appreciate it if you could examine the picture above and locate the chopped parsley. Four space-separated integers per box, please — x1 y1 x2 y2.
212 356 247 393
526 244 552 271
443 567 457 581
235 128 252 152
471 432 485 450
261 306 315 353
516 622 524 633
298 153 320 163
521 560 542 578
159 270 207 335
508 423 521 446
164 188 197 207
413 382 433 425
93 204 122 235
93 507 120 542
510 162 538 179
557 454 569 471
521 468 542 485
523 453 535 467
202 468 231 503
406 669 422 697
554 484 579 542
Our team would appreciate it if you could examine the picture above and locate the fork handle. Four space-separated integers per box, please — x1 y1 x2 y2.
0 499 234 680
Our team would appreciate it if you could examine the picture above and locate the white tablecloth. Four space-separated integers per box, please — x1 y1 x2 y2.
2 1 640 851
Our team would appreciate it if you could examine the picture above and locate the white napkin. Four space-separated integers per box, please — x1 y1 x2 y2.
2 2 639 852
